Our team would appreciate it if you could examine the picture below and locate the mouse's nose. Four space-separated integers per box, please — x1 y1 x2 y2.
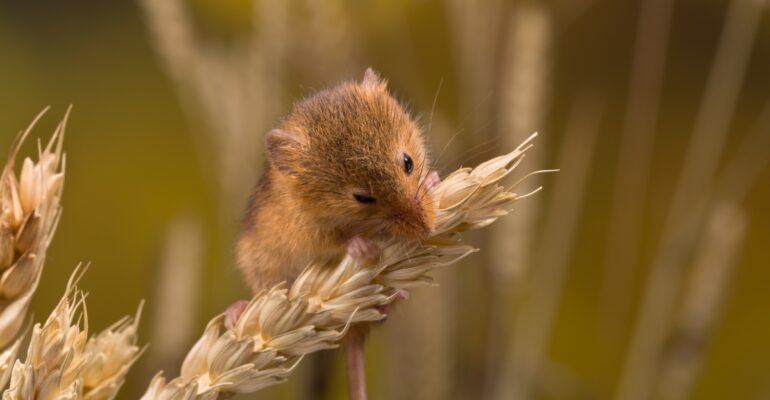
392 194 435 240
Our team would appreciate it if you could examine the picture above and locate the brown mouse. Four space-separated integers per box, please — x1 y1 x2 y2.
235 68 440 295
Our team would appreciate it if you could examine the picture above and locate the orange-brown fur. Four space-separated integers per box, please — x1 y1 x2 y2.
236 69 436 293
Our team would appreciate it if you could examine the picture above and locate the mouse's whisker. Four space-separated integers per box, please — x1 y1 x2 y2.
432 127 463 168
439 136 502 170
426 78 443 138
415 153 433 195
432 88 495 168
354 217 385 226
418 179 441 202
416 165 428 194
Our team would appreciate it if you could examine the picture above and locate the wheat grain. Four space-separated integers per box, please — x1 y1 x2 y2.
0 342 21 395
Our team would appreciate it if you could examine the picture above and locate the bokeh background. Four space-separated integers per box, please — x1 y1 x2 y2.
1 0 769 399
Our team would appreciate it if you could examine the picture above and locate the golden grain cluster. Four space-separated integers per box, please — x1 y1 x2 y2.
0 111 143 399
0 111 542 399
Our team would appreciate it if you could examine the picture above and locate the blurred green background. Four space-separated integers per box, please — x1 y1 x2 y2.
1 0 769 399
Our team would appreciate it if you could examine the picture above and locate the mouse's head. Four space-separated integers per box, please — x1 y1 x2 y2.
266 68 436 241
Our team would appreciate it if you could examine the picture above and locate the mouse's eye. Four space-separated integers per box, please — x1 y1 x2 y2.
403 153 414 175
353 193 376 204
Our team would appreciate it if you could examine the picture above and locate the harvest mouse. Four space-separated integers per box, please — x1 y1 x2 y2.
229 69 440 324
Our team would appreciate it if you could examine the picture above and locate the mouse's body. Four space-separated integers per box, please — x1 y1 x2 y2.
236 69 439 293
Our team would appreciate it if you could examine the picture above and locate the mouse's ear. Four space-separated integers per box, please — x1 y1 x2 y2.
266 128 305 175
362 67 387 90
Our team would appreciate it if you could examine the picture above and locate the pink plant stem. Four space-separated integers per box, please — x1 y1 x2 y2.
344 329 368 400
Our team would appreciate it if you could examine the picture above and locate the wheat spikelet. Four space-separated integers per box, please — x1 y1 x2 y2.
2 268 143 400
0 342 21 395
0 108 66 357
142 133 549 399
81 307 144 400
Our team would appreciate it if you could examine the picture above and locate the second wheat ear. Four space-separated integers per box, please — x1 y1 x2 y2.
142 132 553 399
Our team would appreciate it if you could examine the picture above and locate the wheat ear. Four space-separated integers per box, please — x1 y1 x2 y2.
3 267 144 400
0 108 67 389
0 111 145 399
142 133 550 399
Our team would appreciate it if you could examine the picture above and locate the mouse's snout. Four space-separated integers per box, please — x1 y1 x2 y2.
387 185 436 240
389 210 431 240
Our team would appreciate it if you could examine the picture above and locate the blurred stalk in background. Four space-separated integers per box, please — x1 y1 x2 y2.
490 3 552 398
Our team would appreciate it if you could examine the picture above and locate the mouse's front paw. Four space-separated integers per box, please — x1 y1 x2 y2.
224 299 250 330
347 235 380 262
424 170 441 192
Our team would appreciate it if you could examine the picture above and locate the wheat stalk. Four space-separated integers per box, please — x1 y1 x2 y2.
601 0 675 337
142 133 549 399
655 203 747 400
138 0 289 213
148 217 206 373
0 108 67 391
491 5 552 398
616 0 765 398
491 0 551 288
505 93 603 400
2 267 143 400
